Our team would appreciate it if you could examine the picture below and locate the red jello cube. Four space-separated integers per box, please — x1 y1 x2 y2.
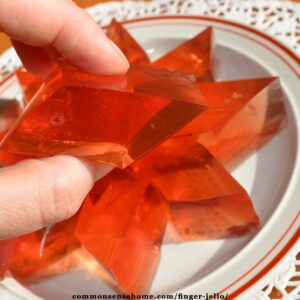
195 77 286 168
136 137 259 241
7 216 79 279
0 63 206 168
106 19 150 65
75 173 168 294
16 67 44 103
153 27 213 82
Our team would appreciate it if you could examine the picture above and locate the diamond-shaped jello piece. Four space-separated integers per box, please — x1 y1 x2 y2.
0 63 206 168
7 216 79 279
140 137 259 241
16 67 44 103
75 172 168 294
195 77 286 168
153 27 213 82
106 19 150 65
176 77 279 136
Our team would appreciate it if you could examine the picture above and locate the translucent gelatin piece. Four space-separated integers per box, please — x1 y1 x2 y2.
1 63 206 168
153 27 213 82
176 77 279 136
106 19 150 65
170 194 259 241
16 68 44 103
28 247 119 287
196 77 286 168
75 172 168 294
8 216 79 278
0 131 30 166
145 137 248 201
0 149 29 166
136 137 259 241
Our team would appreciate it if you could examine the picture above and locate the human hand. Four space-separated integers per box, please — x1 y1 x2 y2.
0 0 129 239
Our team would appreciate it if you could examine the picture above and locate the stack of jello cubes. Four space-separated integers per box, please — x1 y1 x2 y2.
0 20 286 294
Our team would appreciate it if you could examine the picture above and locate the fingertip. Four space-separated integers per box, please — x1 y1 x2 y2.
63 33 130 76
52 6 129 76
106 39 130 74
89 34 129 75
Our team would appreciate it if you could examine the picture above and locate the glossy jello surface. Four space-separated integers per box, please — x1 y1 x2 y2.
177 77 279 136
153 27 213 82
196 77 286 167
132 137 259 241
0 63 206 168
6 217 79 279
75 174 168 294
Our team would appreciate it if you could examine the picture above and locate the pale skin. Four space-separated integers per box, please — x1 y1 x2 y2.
0 0 129 239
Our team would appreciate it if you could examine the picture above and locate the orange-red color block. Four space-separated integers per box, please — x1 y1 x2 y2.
149 138 248 202
0 149 28 166
176 77 279 136
29 247 119 287
16 68 44 102
106 19 150 65
153 27 213 82
75 173 168 294
195 77 286 167
137 137 259 241
170 194 259 241
0 63 206 168
0 131 29 165
7 217 79 279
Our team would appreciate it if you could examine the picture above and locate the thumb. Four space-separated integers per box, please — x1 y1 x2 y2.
0 0 129 76
0 155 112 239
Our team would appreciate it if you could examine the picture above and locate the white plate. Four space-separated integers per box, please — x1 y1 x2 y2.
0 16 299 300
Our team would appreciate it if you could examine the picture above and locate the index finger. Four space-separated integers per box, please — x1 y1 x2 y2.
0 0 129 75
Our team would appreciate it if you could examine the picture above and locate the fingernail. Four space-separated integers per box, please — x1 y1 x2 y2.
108 39 129 71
